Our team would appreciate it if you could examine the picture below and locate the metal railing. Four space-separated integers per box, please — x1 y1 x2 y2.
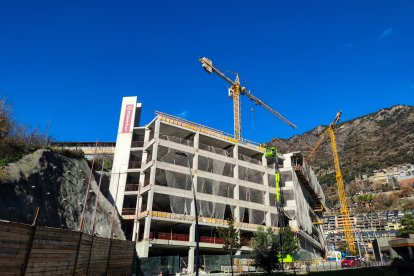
156 111 264 150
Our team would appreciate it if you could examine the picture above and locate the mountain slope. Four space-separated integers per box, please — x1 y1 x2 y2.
270 105 414 202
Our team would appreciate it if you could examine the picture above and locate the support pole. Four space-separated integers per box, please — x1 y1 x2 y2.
86 235 95 275
106 170 121 275
72 232 83 275
91 159 105 236
21 207 40 276
79 139 98 231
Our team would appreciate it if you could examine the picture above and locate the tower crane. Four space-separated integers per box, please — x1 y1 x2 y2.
306 111 357 255
199 57 297 141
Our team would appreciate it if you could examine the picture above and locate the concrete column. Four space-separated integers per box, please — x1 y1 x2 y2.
194 132 200 149
141 128 151 166
233 145 240 222
188 223 196 273
193 132 199 170
133 131 150 242
262 154 267 168
192 132 199 203
142 170 155 242
149 119 161 186
189 222 196 242
263 171 271 227
147 188 154 212
132 194 141 242
188 247 195 273
138 215 152 257
144 126 151 144
133 158 149 242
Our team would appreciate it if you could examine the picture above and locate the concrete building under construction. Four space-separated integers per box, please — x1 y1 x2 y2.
109 96 326 271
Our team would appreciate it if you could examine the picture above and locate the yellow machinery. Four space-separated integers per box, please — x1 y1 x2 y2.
306 111 356 254
199 57 297 141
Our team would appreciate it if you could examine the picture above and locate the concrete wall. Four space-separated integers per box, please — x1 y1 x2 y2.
0 220 134 275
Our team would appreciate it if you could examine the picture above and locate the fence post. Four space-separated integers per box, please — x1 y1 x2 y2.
73 232 83 275
105 238 114 275
130 243 136 276
21 207 40 276
86 235 95 275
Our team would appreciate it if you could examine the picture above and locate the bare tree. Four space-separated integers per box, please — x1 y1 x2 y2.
0 98 12 141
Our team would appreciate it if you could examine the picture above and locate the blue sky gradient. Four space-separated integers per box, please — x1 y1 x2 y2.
1 1 413 143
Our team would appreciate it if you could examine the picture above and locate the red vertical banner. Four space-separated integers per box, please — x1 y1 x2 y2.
122 104 134 133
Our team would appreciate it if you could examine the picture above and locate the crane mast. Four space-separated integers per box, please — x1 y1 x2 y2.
199 57 297 141
307 112 356 254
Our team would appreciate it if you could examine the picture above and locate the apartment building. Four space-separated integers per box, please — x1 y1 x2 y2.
324 209 414 253
109 97 326 272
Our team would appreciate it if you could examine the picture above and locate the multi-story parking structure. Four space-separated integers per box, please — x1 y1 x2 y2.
109 97 326 272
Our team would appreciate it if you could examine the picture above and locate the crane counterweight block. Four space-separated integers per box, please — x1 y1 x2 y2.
199 57 213 74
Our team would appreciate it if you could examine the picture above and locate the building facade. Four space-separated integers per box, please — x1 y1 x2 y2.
109 97 326 272
324 209 414 254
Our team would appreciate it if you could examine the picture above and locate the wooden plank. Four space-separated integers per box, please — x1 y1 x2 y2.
0 238 30 246
0 221 136 275
0 268 20 276
0 231 31 240
32 239 79 246
0 222 32 232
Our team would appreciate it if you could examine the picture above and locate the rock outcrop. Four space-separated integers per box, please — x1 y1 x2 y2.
0 149 125 239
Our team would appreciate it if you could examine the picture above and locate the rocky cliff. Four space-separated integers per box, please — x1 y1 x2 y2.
0 149 125 239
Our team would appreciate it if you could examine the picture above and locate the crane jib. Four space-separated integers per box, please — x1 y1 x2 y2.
199 57 298 138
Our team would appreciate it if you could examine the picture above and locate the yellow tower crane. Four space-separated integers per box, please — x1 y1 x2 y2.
199 57 297 141
306 111 356 255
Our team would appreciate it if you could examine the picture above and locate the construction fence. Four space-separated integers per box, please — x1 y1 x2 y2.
0 219 135 275
134 255 394 276
135 254 254 276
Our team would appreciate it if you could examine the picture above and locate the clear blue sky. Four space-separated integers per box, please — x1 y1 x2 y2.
1 1 413 143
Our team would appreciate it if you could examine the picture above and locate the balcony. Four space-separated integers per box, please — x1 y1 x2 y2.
157 232 189 241
129 161 142 169
160 134 194 147
125 184 139 192
199 236 224 244
145 231 225 244
131 140 144 148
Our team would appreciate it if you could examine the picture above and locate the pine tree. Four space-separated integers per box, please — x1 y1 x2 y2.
280 226 299 258
251 227 279 274
400 213 414 236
